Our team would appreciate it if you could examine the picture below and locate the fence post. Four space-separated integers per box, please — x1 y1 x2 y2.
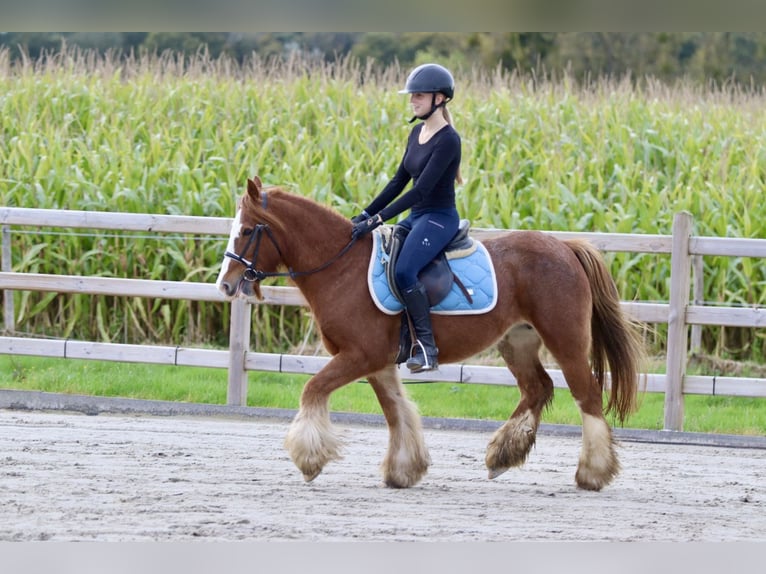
1 225 14 334
227 298 251 406
664 211 693 431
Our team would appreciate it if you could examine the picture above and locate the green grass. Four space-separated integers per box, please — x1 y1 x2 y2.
2 355 764 436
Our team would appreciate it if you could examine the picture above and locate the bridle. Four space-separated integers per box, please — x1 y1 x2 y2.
223 191 358 283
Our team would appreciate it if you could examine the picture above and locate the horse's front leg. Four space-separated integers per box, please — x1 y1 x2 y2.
283 353 368 482
367 365 430 488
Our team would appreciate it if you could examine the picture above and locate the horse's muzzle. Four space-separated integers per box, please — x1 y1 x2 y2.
217 279 239 299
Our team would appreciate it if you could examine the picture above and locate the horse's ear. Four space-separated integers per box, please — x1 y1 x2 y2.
247 176 262 200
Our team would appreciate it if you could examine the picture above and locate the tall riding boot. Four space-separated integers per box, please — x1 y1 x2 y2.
401 282 439 373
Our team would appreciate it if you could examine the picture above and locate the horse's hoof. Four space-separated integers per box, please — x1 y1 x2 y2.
302 469 322 483
575 464 617 491
574 471 608 491
487 466 509 480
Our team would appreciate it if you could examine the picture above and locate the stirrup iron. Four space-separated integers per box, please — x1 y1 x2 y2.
406 338 438 373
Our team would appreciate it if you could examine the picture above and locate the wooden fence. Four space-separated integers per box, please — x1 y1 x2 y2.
1 206 765 431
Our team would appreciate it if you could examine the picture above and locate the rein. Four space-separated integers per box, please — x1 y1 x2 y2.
224 191 358 283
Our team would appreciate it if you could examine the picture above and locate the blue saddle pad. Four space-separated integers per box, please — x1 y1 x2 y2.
367 227 498 316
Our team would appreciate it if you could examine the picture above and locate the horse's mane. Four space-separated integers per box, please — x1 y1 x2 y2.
242 186 351 260
245 185 349 240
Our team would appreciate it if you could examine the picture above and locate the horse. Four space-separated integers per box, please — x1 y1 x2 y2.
216 176 645 491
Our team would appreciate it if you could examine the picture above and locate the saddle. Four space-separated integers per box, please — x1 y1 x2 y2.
379 219 475 364
382 219 475 308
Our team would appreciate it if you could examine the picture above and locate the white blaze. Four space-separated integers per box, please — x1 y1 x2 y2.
215 208 243 294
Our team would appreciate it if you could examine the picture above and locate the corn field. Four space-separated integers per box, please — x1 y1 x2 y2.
1 47 765 360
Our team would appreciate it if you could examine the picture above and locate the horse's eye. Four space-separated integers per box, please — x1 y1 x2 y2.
242 228 253 236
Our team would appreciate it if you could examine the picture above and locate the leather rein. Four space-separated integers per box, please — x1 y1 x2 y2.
223 191 358 283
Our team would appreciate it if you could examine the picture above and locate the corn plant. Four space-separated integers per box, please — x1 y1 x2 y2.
1 47 765 360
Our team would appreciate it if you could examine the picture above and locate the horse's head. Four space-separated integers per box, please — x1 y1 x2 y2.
216 176 283 300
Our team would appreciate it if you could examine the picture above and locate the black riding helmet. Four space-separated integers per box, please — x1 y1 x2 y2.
399 63 455 122
399 63 455 99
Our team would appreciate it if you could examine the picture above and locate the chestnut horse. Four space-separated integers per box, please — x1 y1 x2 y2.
216 176 645 491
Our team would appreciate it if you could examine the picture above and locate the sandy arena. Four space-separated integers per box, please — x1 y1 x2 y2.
1 397 764 542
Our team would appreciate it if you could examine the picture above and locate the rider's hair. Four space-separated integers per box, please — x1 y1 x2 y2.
441 104 463 185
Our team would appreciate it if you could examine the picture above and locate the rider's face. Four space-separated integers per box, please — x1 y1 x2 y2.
410 92 443 116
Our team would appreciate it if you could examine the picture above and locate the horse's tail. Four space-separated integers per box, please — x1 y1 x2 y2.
565 239 645 423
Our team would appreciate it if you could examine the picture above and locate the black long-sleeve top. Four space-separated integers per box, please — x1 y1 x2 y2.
364 123 461 222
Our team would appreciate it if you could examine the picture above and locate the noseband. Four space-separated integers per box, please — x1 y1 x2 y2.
223 191 358 283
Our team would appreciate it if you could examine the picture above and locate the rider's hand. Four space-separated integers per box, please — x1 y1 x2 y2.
351 214 383 240
350 210 370 225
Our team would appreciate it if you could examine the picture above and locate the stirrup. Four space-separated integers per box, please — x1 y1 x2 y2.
406 340 438 373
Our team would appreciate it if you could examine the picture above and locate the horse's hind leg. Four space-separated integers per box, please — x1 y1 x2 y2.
541 324 620 491
559 359 620 491
367 365 430 488
485 323 554 479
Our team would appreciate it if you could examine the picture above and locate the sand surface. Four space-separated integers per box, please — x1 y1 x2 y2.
1 409 764 541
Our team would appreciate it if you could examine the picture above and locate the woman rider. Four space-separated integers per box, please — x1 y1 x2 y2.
350 63 462 373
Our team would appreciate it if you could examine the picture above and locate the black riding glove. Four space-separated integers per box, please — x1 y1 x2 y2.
351 214 383 240
350 210 370 225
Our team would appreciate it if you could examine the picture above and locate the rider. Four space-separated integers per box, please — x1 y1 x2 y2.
350 63 462 373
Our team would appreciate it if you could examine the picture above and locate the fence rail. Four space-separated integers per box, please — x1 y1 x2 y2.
1 207 765 432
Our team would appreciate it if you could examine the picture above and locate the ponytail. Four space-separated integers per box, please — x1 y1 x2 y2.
442 106 463 185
